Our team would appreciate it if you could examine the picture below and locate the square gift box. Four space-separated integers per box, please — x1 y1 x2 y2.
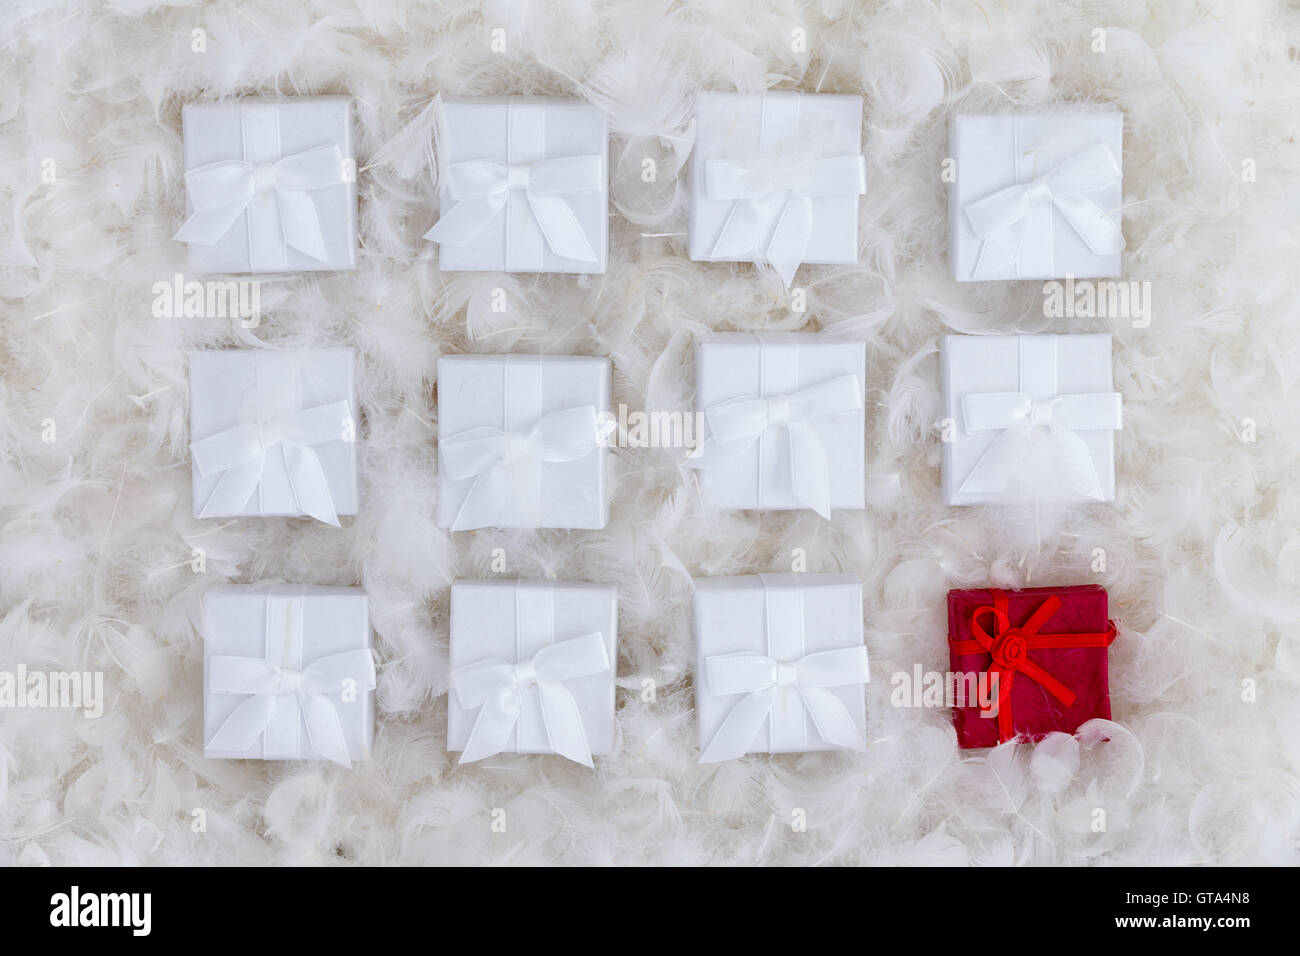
947 585 1117 748
694 574 869 762
175 96 358 274
425 97 608 273
448 579 618 766
437 354 610 530
689 92 866 286
940 333 1121 506
190 348 359 525
203 585 375 766
686 334 865 518
949 111 1124 282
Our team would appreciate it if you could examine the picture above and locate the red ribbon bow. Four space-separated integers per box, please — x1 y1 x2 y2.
951 589 1117 743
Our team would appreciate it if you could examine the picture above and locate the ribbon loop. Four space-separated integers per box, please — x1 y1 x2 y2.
686 374 862 519
452 631 610 767
964 142 1124 279
190 398 353 526
174 144 345 261
424 154 603 264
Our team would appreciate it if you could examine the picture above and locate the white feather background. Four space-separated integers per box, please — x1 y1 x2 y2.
0 0 1298 866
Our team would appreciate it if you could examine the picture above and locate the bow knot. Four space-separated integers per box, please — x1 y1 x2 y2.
766 394 792 427
506 164 532 191
963 141 1124 279
990 628 1028 669
775 661 799 688
252 161 279 193
452 631 610 767
685 373 862 519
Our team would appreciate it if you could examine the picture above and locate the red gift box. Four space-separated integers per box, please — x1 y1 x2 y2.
947 585 1117 748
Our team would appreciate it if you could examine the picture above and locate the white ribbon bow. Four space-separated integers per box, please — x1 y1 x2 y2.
685 374 862 519
706 154 866 286
700 646 869 763
206 648 376 768
174 144 346 260
439 405 607 530
959 390 1123 499
190 399 353 526
424 155 602 263
452 631 610 767
963 142 1125 279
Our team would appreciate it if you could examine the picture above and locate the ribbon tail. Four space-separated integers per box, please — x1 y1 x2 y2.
799 687 866 752
537 682 595 767
205 694 277 755
786 422 832 519
197 456 266 518
424 196 503 245
699 688 775 763
448 464 513 531
301 693 354 767
275 189 328 261
459 693 520 764
709 198 767 260
1053 194 1125 255
1047 430 1106 500
971 216 1030 279
527 193 597 262
958 428 1027 497
174 199 252 247
281 443 340 526
762 193 813 287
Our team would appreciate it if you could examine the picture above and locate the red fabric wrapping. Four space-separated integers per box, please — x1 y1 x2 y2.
947 585 1117 749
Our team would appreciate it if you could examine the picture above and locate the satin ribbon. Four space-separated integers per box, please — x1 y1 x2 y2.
685 373 862 519
440 404 605 530
191 398 353 526
964 141 1124 279
206 591 376 767
174 144 346 263
424 155 602 265
452 630 610 767
958 335 1121 500
951 589 1116 744
706 153 866 286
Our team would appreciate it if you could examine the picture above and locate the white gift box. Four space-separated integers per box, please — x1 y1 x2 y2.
689 91 866 286
694 573 868 762
448 579 618 766
425 97 608 274
686 334 866 518
949 111 1124 282
189 348 359 525
176 97 358 275
437 354 610 530
203 585 374 767
940 333 1122 505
